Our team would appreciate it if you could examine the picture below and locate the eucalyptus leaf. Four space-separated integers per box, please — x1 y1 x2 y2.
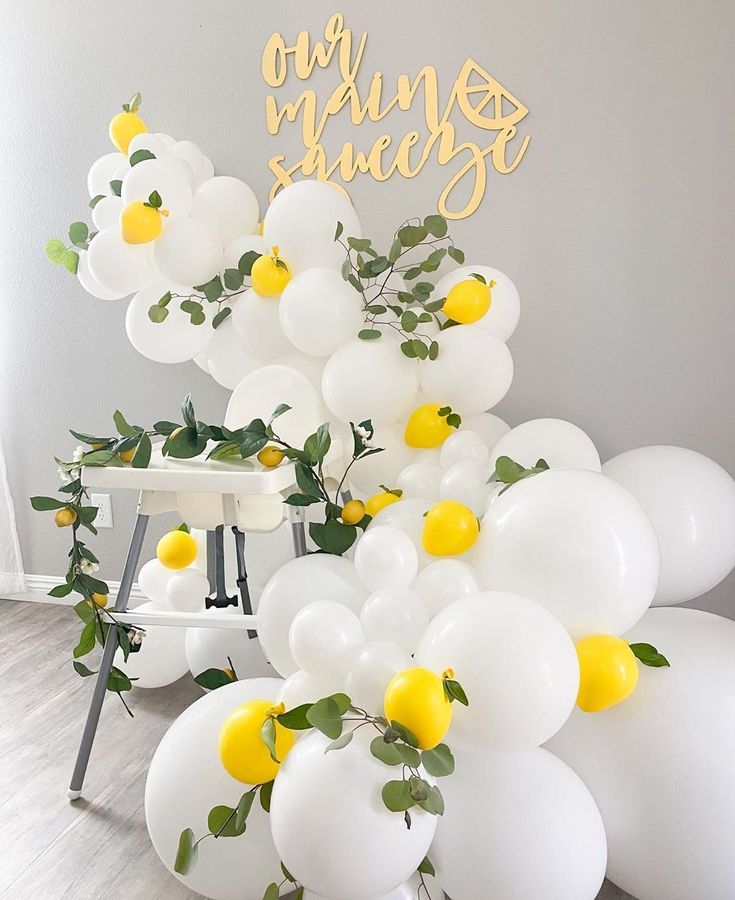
381 779 415 812
421 743 455 777
174 828 198 875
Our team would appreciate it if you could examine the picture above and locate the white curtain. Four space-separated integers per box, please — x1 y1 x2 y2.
0 434 25 595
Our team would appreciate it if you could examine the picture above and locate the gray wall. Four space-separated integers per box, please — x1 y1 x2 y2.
1 0 733 614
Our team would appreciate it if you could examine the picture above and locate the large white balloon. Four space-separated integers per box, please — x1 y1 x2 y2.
439 460 492 516
273 349 326 393
490 418 601 472
270 730 437 900
224 364 325 447
461 412 510 451
348 424 415 494
185 615 273 684
126 281 213 364
322 339 419 426
360 587 430 655
87 152 127 197
204 318 263 390
145 678 284 900
413 559 481 617
434 264 521 341
192 176 259 245
419 325 513 415
279 267 364 357
121 158 193 220
354 526 419 592
304 876 437 900
116 601 188 688
289 600 365 676
476 469 661 637
154 218 224 287
76 249 126 301
432 747 606 900
343 641 411 715
396 462 443 500
548 607 735 900
257 555 367 677
602 445 735 605
164 567 210 612
87 227 155 295
231 288 291 359
417 592 579 750
263 180 361 273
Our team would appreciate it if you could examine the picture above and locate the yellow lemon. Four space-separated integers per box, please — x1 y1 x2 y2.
120 201 166 244
88 592 108 609
109 110 147 154
54 508 77 528
156 529 198 570
442 277 493 324
257 445 285 467
365 490 401 518
404 404 455 449
218 700 295 784
422 500 479 556
384 667 452 750
251 246 292 297
341 499 365 524
118 448 135 463
576 634 639 713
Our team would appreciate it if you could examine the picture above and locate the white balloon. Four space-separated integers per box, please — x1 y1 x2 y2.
419 325 513 415
432 747 606 900
185 616 273 685
270 730 436 900
225 365 325 447
279 268 364 357
434 264 521 341
257 555 367 677
273 349 326 392
91 194 123 231
171 140 204 176
348 424 415 494
354 526 419 592
461 412 510 450
153 132 177 151
490 418 601 472
76 249 126 301
137 559 173 607
396 462 443 500
263 180 361 273
126 280 213 364
418 592 578 749
289 600 365 676
204 318 263 390
322 339 419 426
121 158 193 220
192 176 259 245
278 669 343 710
368 498 433 569
154 218 223 286
116 601 188 688
87 152 127 197
304 875 437 900
222 233 268 269
127 132 169 159
87 227 156 295
548 607 735 900
439 429 489 469
413 559 481 617
343 641 410 715
602 445 735 605
231 288 291 359
360 587 430 655
195 155 216 187
164 567 209 612
145 678 284 899
158 152 195 186
477 468 661 637
439 460 493 516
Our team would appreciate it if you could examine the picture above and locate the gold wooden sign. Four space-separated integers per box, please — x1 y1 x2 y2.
262 13 530 219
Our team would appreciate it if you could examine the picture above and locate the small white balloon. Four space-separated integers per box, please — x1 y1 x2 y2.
322 339 419 426
121 158 193 221
279 267 364 357
91 195 123 231
368 498 433 569
420 325 513 415
171 140 204 176
87 227 156 296
231 288 291 359
278 669 343 710
490 418 601 472
440 430 490 470
116 601 189 688
185 616 272 685
76 249 126 301
289 600 365 676
223 233 268 270
360 587 430 655
154 218 223 287
127 132 169 159
439 460 493 516
158 152 195 186
461 412 511 450
413 559 481 617
434 264 521 341
192 176 259 245
87 152 127 197
354 526 419 592
138 559 173 607
273 349 326 392
152 132 177 151
126 281 213 364
348 424 415 495
165 567 209 612
194 155 215 187
396 463 443 500
204 318 263 390
343 641 411 715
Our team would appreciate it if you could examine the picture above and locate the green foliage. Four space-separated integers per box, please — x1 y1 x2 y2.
130 149 156 167
194 668 237 690
443 678 469 706
630 642 670 667
491 455 550 493
45 238 79 274
174 828 197 875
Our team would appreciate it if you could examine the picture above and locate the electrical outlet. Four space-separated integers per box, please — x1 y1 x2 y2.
91 493 113 528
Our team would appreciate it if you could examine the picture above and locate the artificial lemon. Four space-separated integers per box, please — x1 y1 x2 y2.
218 700 295 784
575 634 639 713
118 448 135 463
364 490 401 518
442 277 493 324
156 529 198 570
404 404 455 449
54 507 77 528
384 667 452 750
341 499 365 524
422 500 479 556
109 110 147 154
88 592 108 609
120 201 167 244
257 445 285 467
251 246 292 297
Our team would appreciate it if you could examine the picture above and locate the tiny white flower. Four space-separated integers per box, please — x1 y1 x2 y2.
72 445 85 462
70 467 81 480
58 467 72 484
80 559 99 575
354 425 370 440
129 628 144 646
363 439 374 449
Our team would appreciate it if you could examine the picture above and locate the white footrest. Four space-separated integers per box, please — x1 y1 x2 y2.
114 610 258 630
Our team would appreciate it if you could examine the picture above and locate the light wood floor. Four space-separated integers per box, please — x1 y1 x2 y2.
0 599 633 899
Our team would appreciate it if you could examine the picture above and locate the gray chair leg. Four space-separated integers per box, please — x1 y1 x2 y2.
68 513 149 800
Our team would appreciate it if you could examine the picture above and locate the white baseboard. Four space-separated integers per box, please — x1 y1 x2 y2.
5 574 146 606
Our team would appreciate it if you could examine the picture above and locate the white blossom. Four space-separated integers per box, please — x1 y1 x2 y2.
57 467 72 484
72 445 85 462
354 424 371 440
80 559 99 575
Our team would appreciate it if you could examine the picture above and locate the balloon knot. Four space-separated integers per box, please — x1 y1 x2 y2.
267 702 285 718
442 668 455 680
